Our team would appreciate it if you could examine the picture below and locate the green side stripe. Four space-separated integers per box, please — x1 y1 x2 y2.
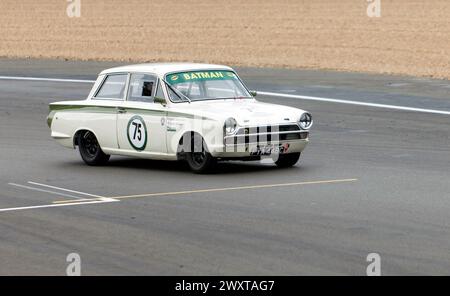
50 105 117 112
126 108 166 116
48 104 214 121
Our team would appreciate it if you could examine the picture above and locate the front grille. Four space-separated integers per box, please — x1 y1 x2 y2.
225 124 307 145
235 124 300 136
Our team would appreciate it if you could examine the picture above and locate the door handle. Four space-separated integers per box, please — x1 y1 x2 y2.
117 107 127 114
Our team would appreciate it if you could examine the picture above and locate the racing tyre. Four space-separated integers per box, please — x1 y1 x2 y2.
275 152 301 168
185 137 216 173
78 131 110 166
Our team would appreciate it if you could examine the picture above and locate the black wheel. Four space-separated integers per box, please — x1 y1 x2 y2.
275 152 301 168
78 131 110 166
185 136 216 173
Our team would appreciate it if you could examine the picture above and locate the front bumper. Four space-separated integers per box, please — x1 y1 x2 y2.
210 123 310 158
210 139 309 158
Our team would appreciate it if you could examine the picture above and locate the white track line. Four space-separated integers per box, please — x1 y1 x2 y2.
0 76 95 83
28 181 104 198
8 183 84 200
2 178 356 213
258 91 450 116
0 199 117 213
27 181 118 202
0 75 448 115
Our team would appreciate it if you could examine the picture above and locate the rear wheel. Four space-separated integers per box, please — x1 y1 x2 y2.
78 131 110 166
275 152 301 168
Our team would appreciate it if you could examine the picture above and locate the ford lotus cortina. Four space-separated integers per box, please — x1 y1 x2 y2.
47 63 312 172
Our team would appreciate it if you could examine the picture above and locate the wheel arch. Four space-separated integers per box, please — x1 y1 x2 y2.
176 130 208 160
73 128 99 148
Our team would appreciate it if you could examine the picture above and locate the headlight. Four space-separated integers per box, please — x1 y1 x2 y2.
299 112 313 129
224 117 238 135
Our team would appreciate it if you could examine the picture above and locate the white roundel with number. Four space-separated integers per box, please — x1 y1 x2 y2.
127 116 147 151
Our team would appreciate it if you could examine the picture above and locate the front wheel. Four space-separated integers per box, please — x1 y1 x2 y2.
78 131 110 166
185 137 216 173
275 152 301 168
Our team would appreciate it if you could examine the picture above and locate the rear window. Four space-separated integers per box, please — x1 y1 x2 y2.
95 74 128 100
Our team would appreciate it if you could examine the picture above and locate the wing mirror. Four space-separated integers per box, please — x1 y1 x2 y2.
154 96 167 105
250 90 257 97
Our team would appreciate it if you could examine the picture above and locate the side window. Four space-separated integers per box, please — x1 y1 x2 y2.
128 73 158 103
95 74 127 100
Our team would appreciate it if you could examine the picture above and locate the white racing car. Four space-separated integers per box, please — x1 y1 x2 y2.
47 63 312 172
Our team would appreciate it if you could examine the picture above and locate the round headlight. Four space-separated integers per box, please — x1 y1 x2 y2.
224 117 238 135
299 112 313 129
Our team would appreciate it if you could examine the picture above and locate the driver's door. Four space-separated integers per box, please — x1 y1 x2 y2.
117 73 167 155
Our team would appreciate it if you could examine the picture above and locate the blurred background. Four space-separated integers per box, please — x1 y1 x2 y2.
0 0 449 79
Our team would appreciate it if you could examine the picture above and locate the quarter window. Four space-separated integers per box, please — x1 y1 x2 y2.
128 74 158 103
95 74 128 100
155 80 165 100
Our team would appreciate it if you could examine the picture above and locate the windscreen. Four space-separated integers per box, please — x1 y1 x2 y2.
165 70 251 102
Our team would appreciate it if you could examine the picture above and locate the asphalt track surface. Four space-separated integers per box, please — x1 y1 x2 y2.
0 59 449 275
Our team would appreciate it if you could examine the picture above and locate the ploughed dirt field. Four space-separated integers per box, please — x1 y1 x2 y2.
0 0 449 79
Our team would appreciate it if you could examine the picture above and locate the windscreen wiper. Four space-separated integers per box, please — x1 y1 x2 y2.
217 96 253 100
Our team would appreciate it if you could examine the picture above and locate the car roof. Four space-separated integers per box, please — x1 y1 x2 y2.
100 63 233 76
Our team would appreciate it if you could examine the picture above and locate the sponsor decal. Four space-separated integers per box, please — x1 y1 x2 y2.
165 118 182 132
127 115 147 151
166 70 238 84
